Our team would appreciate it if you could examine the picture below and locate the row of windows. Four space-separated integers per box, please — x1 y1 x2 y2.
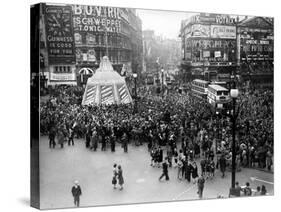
208 88 229 96
75 33 133 50
53 66 72 73
191 81 209 88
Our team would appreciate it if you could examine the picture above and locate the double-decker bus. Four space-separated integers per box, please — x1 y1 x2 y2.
207 84 230 108
210 81 227 88
191 79 209 99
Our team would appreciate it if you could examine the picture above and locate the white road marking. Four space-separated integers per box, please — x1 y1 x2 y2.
172 184 197 200
250 177 274 185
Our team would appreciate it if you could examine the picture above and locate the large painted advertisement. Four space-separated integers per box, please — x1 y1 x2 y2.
191 24 210 37
210 25 236 39
72 5 125 33
44 5 76 65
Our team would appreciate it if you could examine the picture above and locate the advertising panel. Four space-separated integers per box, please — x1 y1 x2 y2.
87 49 97 62
191 24 210 37
203 51 210 57
44 5 76 65
211 25 236 39
72 5 124 34
191 39 235 49
215 51 221 58
50 73 76 81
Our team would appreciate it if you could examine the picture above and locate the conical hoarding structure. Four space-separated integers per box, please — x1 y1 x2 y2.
82 56 133 105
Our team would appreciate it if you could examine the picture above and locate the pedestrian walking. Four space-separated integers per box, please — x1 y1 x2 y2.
110 134 116 152
185 160 192 183
91 130 98 151
197 175 205 199
173 147 179 168
177 158 183 180
58 130 65 149
122 133 128 153
48 127 56 148
159 157 169 181
200 158 207 177
71 180 82 207
112 164 118 189
101 135 107 151
118 165 124 190
191 161 199 184
85 131 91 148
219 154 226 178
68 127 74 146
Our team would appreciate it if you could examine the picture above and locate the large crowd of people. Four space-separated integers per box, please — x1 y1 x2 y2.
40 82 273 197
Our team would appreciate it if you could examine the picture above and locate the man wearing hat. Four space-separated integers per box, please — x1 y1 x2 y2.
71 180 82 207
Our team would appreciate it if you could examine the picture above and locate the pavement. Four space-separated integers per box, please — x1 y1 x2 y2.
39 136 274 209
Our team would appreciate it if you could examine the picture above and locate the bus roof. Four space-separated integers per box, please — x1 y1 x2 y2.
211 81 226 84
192 79 209 84
208 84 228 91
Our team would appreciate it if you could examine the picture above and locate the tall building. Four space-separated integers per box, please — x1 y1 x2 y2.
238 16 273 88
179 13 238 83
179 13 274 88
39 3 143 86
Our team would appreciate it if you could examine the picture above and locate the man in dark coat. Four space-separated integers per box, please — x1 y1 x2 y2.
219 154 227 178
185 160 192 182
48 127 56 148
110 134 116 152
71 180 82 207
122 133 128 153
159 157 169 181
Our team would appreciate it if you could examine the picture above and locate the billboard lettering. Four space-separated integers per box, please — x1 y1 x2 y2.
211 25 236 39
44 5 76 65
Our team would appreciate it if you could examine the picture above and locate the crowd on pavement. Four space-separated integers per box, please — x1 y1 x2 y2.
40 83 273 200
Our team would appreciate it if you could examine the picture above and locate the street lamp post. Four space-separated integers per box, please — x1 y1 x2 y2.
161 68 164 98
229 88 239 195
133 73 138 113
215 111 219 157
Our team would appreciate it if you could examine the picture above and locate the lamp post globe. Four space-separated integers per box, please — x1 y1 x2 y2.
230 89 239 98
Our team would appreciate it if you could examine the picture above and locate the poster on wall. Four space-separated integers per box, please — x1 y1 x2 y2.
215 51 221 57
191 24 210 37
44 4 76 64
203 50 210 57
50 73 76 81
87 49 97 62
211 25 236 39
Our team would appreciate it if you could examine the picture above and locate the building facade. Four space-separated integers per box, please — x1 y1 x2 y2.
40 3 143 86
180 13 238 83
238 17 273 88
180 13 274 88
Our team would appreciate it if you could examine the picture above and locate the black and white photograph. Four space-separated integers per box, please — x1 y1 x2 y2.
29 0 275 210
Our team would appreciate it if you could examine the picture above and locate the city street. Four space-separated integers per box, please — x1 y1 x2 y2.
39 136 274 209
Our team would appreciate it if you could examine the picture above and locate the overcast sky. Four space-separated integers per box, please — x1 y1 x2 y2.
136 9 197 40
